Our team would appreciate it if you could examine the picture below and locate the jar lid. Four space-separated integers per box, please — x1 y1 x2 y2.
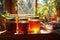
20 18 28 21
31 16 39 19
6 17 15 21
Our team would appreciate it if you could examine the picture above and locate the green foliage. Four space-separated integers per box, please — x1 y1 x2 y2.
55 0 60 10
36 0 56 22
0 11 9 18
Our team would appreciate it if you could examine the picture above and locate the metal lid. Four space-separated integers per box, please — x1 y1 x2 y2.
20 18 28 21
30 16 39 19
6 17 15 21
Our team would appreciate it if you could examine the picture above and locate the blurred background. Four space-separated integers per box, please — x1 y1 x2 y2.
0 0 60 34
0 0 60 22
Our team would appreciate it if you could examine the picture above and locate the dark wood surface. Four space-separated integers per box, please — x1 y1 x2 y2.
0 32 60 40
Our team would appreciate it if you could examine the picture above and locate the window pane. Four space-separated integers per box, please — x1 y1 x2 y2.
17 0 35 16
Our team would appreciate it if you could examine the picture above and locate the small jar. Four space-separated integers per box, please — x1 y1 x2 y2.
6 17 16 34
18 17 28 34
28 16 40 34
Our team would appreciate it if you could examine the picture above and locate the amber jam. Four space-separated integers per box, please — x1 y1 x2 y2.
28 16 40 34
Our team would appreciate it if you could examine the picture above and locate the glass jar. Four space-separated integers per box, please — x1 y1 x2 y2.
6 17 16 34
28 16 40 34
18 17 28 34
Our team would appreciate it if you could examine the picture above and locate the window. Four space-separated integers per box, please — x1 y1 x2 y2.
17 0 35 16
